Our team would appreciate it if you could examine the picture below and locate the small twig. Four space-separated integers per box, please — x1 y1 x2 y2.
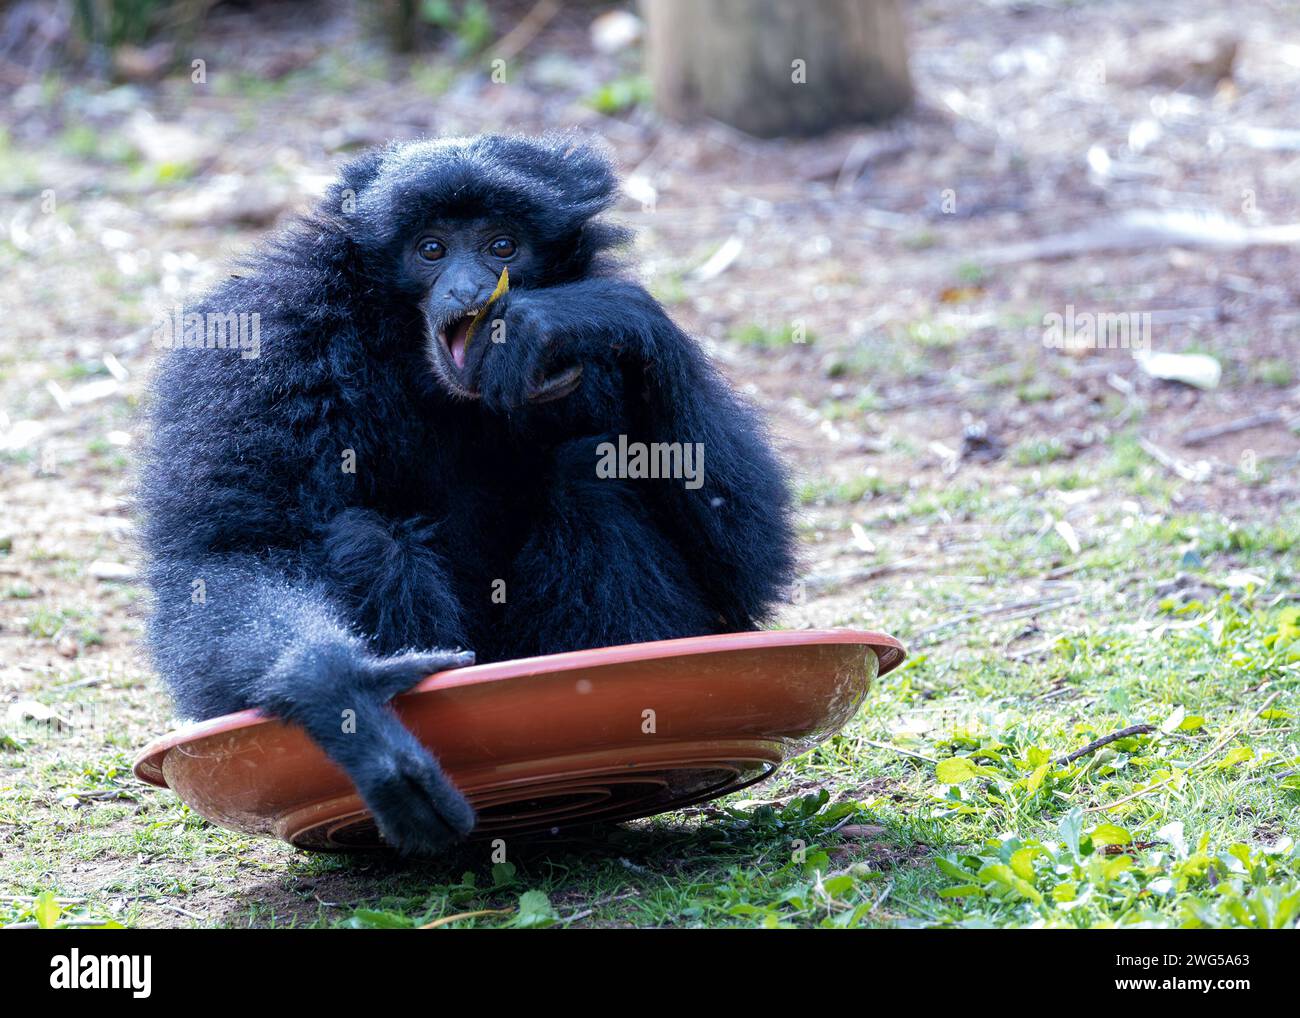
1009 644 1052 661
868 878 894 916
914 593 1083 642
49 675 103 692
420 907 514 929
1045 563 1083 580
804 556 925 594
0 895 86 905
1138 438 1210 482
157 902 205 921
1055 724 1155 766
864 739 937 765
1246 766 1298 786
834 132 912 194
2 918 115 930
490 0 560 64
703 117 775 155
559 889 639 925
1182 410 1284 447
878 380 988 411
1087 691 1281 813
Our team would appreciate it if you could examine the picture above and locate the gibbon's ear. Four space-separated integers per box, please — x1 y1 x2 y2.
319 147 386 225
515 135 633 278
465 134 631 282
481 133 624 226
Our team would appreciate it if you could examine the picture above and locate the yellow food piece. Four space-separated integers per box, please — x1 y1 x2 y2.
464 267 509 348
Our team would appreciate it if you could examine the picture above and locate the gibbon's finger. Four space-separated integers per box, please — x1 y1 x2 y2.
367 649 476 697
356 718 477 854
528 363 584 404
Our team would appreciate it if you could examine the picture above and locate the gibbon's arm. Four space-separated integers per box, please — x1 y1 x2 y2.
140 281 477 853
489 278 797 629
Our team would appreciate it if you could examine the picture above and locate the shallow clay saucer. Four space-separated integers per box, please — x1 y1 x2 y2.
134 629 905 851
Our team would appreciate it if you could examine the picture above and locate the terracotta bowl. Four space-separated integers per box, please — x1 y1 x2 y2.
133 629 905 851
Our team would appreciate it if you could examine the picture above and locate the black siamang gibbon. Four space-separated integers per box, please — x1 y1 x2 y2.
139 134 795 854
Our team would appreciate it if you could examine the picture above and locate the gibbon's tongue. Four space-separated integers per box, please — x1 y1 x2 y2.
448 314 473 369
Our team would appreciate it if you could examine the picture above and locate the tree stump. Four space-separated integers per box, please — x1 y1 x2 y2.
644 0 912 137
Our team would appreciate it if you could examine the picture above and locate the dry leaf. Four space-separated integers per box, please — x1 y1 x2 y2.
464 267 510 351
838 824 889 840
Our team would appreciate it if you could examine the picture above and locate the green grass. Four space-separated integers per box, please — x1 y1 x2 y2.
24 605 104 645
5 481 1295 928
729 321 816 349
1011 436 1072 466
585 74 652 116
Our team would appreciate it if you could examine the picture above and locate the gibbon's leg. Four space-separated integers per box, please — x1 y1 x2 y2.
498 435 716 659
317 507 470 656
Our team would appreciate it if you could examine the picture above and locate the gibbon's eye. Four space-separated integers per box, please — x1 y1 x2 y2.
417 239 446 262
488 237 517 260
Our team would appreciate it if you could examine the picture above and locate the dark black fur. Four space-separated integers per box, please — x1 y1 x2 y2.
139 134 795 854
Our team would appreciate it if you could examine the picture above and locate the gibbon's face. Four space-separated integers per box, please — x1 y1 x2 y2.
408 218 537 399
343 136 626 399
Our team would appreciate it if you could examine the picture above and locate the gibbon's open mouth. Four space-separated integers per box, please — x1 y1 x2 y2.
438 310 479 370
428 309 585 404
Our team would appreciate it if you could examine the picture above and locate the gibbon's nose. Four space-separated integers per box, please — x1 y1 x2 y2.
442 278 492 314
444 285 477 311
